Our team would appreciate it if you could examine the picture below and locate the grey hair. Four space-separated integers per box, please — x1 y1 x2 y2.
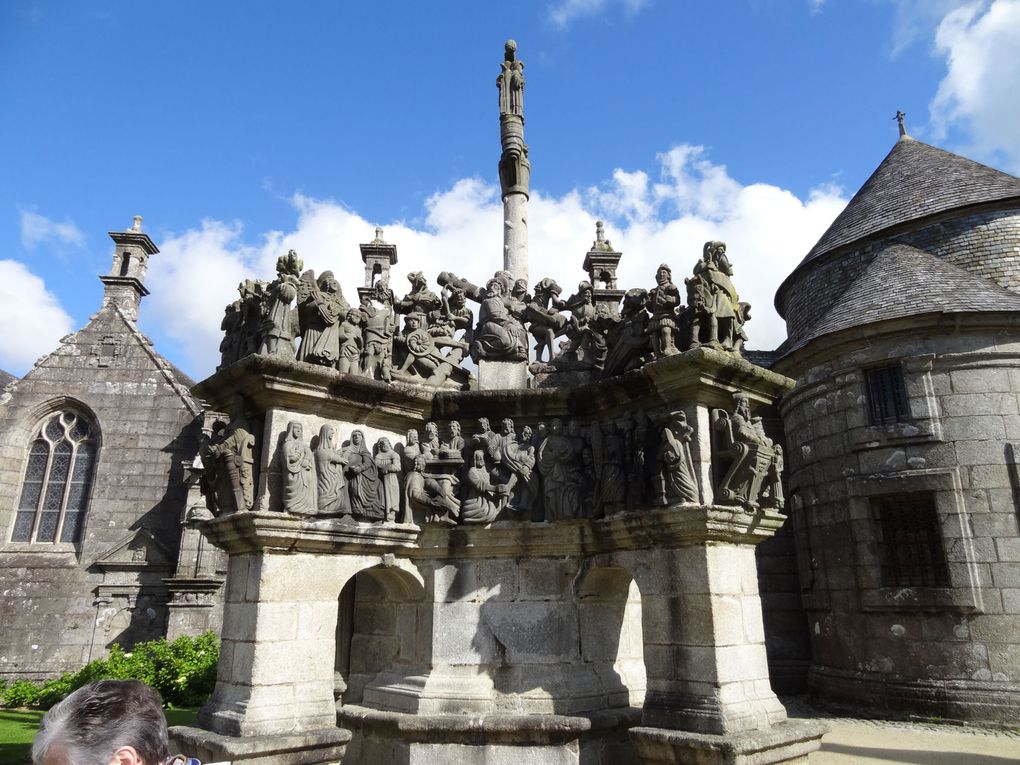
33 679 170 765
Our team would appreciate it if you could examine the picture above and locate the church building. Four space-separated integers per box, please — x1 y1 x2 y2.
0 218 225 681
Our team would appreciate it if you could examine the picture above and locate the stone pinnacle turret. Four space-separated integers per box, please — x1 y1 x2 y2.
497 39 530 285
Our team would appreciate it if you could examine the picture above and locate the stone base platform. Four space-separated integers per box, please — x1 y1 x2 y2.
337 704 643 764
808 664 1020 728
629 720 827 765
168 726 350 765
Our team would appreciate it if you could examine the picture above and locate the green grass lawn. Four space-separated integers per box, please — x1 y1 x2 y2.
0 708 198 765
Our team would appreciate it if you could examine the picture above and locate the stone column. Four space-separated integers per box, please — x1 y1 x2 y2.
197 551 349 736
616 507 826 765
503 192 529 284
497 40 530 285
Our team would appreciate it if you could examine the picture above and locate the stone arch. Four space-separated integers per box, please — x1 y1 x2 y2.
575 561 646 708
335 559 430 706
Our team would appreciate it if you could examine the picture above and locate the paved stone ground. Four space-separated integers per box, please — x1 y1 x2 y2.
782 697 1020 763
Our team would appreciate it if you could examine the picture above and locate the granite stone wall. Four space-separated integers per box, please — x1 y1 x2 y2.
779 328 1020 723
0 298 210 679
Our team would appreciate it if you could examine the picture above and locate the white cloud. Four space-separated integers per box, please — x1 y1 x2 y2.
18 209 86 251
0 260 75 374
929 0 1020 172
548 0 648 28
145 147 847 379
887 0 971 56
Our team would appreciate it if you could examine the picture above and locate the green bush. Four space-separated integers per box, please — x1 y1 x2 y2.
0 632 219 710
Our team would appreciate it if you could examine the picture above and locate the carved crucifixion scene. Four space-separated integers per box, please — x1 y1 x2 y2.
216 225 753 390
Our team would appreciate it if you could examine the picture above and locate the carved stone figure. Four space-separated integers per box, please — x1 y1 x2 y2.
395 271 442 320
761 445 785 510
344 429 385 521
713 393 779 510
337 308 364 374
199 399 256 515
374 438 402 522
647 263 681 358
461 450 506 524
393 313 466 387
492 418 536 516
658 412 699 505
239 279 265 360
591 420 627 517
439 272 528 363
497 39 525 118
422 422 441 458
314 423 350 516
359 282 395 382
405 455 460 525
440 421 464 459
684 241 749 352
296 270 348 367
526 278 567 362
259 250 303 358
519 425 543 521
603 288 651 377
472 417 502 467
279 421 316 515
537 419 583 520
218 293 243 369
560 281 597 363
402 429 423 473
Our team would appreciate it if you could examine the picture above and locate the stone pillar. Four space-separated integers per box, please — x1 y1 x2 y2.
633 543 785 735
196 551 346 737
503 192 529 284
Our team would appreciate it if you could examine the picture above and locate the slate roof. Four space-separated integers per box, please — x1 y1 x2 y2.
799 136 1020 268
778 243 1020 355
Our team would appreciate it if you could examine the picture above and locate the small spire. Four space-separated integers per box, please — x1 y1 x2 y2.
372 226 385 244
131 215 143 232
591 220 613 251
894 110 907 138
505 39 517 62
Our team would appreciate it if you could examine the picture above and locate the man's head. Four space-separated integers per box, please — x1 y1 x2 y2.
33 680 171 765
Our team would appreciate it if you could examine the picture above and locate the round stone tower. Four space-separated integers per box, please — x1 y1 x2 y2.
772 127 1020 724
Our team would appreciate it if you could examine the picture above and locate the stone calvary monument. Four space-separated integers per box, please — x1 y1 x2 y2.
171 42 825 765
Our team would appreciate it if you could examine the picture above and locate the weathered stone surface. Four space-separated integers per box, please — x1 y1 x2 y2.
630 720 827 765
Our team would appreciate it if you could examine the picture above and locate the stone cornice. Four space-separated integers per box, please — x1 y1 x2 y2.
193 347 793 429
199 505 786 558
773 310 1020 377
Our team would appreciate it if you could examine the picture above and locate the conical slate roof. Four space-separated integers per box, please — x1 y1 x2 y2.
779 243 1020 355
799 136 1020 268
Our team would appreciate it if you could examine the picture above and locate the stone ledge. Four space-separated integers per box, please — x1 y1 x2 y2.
200 505 787 557
199 512 421 555
169 725 350 765
337 704 642 746
629 720 827 765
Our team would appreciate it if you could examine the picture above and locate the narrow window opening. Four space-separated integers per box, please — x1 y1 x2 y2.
865 364 909 425
872 493 950 588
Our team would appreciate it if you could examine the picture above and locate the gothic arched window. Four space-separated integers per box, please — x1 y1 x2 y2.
11 410 98 544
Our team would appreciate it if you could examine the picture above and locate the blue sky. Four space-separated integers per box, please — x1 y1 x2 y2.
2 0 1019 378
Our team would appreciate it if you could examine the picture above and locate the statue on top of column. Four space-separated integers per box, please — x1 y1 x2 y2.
497 39 525 118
